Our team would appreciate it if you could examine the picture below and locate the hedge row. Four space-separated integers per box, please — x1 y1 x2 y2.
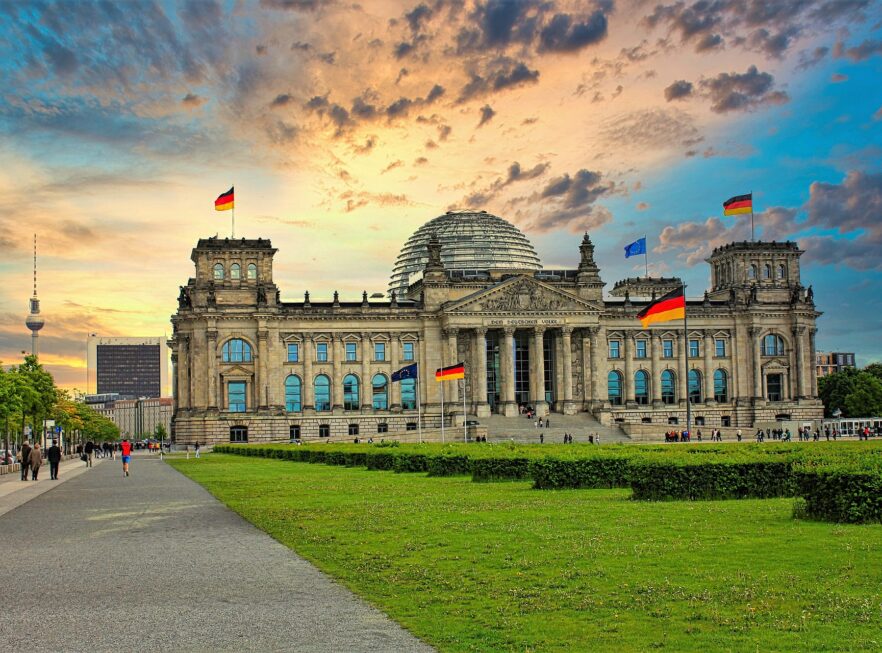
530 456 632 490
629 460 798 501
794 461 882 524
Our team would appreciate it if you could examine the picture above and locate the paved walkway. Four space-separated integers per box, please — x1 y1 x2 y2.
0 454 433 652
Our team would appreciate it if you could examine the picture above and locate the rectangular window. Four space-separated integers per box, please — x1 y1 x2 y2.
348 424 359 436
230 426 248 442
377 423 388 434
319 424 330 438
374 342 386 361
402 342 414 361
406 422 417 431
609 341 620 359
316 342 328 362
635 340 647 358
287 343 299 362
345 342 357 361
663 339 674 358
289 425 300 441
227 381 246 413
689 339 700 357
767 374 783 402
715 339 726 357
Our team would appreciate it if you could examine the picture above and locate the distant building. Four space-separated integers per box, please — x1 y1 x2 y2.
84 393 173 439
86 336 170 399
816 351 856 378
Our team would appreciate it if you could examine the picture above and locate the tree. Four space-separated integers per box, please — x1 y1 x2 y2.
0 365 23 454
17 355 57 443
154 424 168 441
863 363 882 382
818 367 860 417
844 373 882 418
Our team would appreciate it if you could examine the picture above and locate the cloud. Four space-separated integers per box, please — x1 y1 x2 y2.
796 45 829 69
458 58 540 102
538 11 608 52
698 65 789 113
381 160 404 174
271 93 295 107
460 160 550 206
831 73 848 83
834 38 882 61
513 168 615 233
636 202 649 211
259 0 332 10
600 108 701 151
478 104 496 127
181 93 206 108
339 190 413 213
664 80 693 101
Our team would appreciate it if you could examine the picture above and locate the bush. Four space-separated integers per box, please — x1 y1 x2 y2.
471 457 531 482
393 453 429 473
531 456 632 489
365 452 396 471
426 454 472 477
795 463 882 524
629 459 797 501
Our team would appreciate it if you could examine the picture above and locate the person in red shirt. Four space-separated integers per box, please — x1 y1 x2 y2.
120 438 132 477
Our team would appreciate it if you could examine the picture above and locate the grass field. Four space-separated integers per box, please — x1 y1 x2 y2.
169 454 882 652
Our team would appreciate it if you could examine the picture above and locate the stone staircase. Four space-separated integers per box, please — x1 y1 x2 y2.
479 412 629 444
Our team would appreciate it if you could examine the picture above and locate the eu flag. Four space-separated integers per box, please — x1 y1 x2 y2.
392 363 418 382
624 237 646 258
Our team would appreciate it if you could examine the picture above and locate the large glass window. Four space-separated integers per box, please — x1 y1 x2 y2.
230 263 241 280
514 331 530 405
608 371 623 406
401 378 417 410
314 375 331 411
316 342 328 362
767 373 783 401
374 342 386 361
661 370 676 404
663 339 674 358
635 340 647 358
762 334 785 356
634 370 649 405
287 343 299 362
688 370 702 403
345 342 357 361
372 373 388 410
247 263 257 280
285 375 302 412
227 381 246 412
715 338 726 357
222 339 252 362
402 342 414 361
689 339 700 357
213 263 224 280
609 341 621 359
713 369 728 403
343 374 360 410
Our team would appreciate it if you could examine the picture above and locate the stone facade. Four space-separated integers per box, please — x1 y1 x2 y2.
169 234 823 444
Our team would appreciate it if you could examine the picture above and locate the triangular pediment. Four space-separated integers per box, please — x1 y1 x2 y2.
446 275 598 313
220 364 254 377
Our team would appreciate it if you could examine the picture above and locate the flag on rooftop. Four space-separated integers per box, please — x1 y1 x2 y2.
624 237 646 258
215 187 234 211
723 193 752 216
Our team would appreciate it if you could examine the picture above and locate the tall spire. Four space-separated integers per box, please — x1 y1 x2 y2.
25 234 45 358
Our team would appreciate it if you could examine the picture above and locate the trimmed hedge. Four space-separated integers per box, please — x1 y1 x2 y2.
795 463 882 524
530 456 632 489
426 455 472 477
470 457 531 482
629 459 797 501
393 453 428 473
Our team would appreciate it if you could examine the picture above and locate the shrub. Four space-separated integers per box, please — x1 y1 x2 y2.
426 455 471 477
471 457 531 482
393 453 429 473
795 463 882 524
365 452 396 471
629 459 797 501
531 456 632 489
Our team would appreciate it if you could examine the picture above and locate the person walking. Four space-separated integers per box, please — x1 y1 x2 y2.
194 441 201 458
47 439 62 480
539 432 544 444
20 440 32 482
120 438 132 477
28 443 42 481
84 440 94 467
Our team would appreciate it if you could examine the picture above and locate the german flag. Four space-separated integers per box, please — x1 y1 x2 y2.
436 362 465 381
215 187 234 211
723 193 752 216
636 286 686 329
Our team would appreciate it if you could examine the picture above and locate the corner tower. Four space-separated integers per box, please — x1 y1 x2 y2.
706 241 806 303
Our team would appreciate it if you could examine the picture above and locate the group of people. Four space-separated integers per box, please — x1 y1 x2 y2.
16 439 63 481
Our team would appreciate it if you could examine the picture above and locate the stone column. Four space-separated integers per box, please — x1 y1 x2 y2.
792 326 804 400
390 335 401 410
581 331 591 406
623 331 634 406
177 336 190 410
560 327 575 414
501 327 517 416
650 333 662 405
190 329 207 410
361 332 372 410
257 329 269 409
332 335 344 411
171 351 178 411
206 331 218 410
474 328 490 417
703 329 714 403
750 327 762 400
678 332 688 406
531 326 548 416
303 335 314 411
809 328 818 398
588 327 601 408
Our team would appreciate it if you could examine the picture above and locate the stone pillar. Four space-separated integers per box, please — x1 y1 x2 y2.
750 327 762 400
588 327 601 408
678 332 688 406
303 335 314 411
171 351 178 411
207 331 218 410
474 328 490 417
623 331 634 406
560 327 575 414
390 335 401 409
650 333 662 405
792 326 804 400
190 329 207 410
703 329 714 403
361 332 372 410
257 329 269 409
531 326 548 416
332 335 344 411
501 327 517 416
445 328 459 407
809 328 818 398
581 331 591 406
177 336 190 410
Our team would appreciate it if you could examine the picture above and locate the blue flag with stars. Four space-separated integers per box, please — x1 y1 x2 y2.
624 237 646 258
392 363 418 382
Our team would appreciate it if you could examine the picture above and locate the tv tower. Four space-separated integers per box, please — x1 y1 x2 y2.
25 234 45 358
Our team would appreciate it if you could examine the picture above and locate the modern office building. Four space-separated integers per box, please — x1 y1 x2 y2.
816 351 856 378
86 336 170 399
169 210 823 444
84 393 173 438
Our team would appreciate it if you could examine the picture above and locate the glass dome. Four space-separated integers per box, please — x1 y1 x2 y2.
389 210 542 296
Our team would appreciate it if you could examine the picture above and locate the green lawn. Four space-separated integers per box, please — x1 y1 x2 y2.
169 454 882 652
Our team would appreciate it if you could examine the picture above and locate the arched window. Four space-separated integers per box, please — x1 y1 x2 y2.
222 338 253 362
230 263 241 280
634 370 649 405
762 334 785 356
213 263 224 280
608 371 623 406
247 263 257 280
713 369 728 403
763 263 771 279
688 369 702 403
749 264 757 280
343 374 360 411
285 375 302 412
777 264 785 280
314 375 331 412
372 373 388 410
661 370 676 405
400 378 417 410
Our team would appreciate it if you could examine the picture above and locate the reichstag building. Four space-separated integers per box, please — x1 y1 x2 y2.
169 210 823 444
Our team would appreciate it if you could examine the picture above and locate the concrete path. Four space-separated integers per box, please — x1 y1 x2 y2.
0 455 107 518
0 454 434 652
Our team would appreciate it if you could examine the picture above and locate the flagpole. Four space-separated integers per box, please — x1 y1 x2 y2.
682 283 692 439
462 377 467 442
750 190 754 242
440 377 445 443
416 366 423 444
643 234 648 278
232 204 235 239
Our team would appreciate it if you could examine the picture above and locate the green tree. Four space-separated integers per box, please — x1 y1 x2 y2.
844 372 882 417
0 365 23 454
862 362 882 382
818 367 860 417
17 355 57 443
154 423 168 441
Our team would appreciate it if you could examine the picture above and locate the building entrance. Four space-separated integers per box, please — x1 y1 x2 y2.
514 331 531 407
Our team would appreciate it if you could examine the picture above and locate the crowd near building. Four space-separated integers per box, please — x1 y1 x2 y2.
169 210 823 444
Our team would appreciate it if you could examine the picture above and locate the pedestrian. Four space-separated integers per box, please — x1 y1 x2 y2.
20 440 32 481
47 439 62 480
120 438 132 477
84 440 94 467
539 432 544 444
194 441 201 458
736 428 742 442
28 443 42 481
538 417 544 428
546 418 551 428
534 420 539 429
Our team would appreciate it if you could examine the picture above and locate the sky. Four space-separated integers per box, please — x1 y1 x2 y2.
0 0 881 393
